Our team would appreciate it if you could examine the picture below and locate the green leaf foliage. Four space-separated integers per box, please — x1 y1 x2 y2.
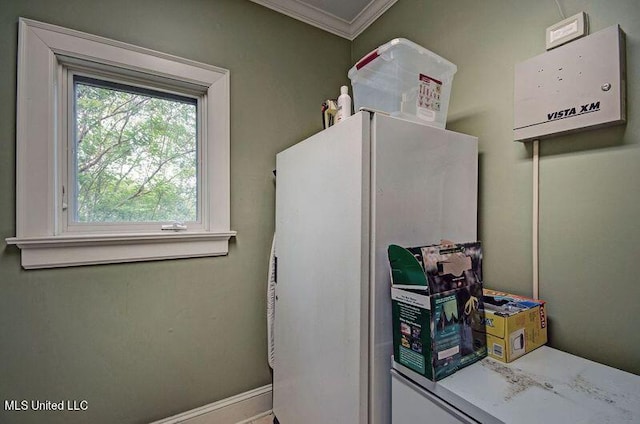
74 82 198 223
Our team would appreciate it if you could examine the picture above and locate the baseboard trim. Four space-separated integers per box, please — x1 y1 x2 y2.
150 385 272 424
235 410 273 424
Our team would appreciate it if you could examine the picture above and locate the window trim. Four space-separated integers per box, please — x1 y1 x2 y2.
6 18 236 269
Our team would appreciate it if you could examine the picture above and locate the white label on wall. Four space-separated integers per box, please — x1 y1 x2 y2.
550 21 578 43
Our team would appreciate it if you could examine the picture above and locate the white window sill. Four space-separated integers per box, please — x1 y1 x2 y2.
6 231 237 269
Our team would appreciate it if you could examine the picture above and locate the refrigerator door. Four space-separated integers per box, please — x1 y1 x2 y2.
274 112 371 424
369 114 478 424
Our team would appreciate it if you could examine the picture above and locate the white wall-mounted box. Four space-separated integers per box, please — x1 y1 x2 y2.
514 25 626 142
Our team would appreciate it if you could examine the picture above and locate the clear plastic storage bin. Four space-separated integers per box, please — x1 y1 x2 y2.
348 38 457 128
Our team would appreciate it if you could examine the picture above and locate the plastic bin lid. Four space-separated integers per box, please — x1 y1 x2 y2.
348 38 457 79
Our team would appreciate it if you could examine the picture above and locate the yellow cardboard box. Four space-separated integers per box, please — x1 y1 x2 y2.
482 289 547 362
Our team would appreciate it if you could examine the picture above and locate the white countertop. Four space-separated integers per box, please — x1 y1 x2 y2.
392 346 640 424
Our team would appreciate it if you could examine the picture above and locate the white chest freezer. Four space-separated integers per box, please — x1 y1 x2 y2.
392 346 640 423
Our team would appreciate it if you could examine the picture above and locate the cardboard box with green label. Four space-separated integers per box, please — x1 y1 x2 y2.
389 241 487 381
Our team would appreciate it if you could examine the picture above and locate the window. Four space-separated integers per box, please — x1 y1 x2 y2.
70 75 198 226
6 19 235 269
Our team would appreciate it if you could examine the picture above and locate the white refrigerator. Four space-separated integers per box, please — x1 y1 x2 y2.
273 111 478 424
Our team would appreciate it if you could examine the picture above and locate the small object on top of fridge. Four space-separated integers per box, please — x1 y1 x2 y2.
335 85 352 123
321 98 337 129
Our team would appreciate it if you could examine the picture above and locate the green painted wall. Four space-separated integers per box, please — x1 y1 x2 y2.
0 1 350 423
353 0 640 374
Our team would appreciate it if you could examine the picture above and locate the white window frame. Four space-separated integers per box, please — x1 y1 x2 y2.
6 18 236 269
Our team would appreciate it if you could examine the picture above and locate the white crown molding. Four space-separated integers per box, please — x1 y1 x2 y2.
250 0 351 38
351 0 398 39
250 0 397 40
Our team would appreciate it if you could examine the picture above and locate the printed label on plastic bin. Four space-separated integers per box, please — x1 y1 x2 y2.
417 74 442 121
